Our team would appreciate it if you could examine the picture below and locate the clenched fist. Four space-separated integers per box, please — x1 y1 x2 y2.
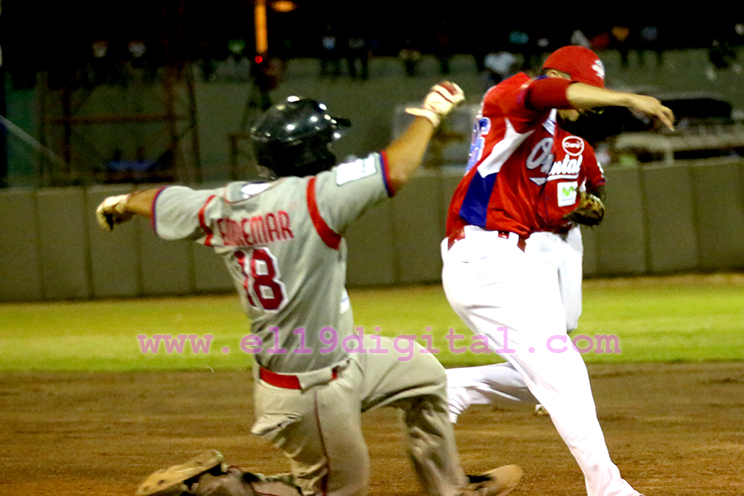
96 194 133 231
406 81 465 127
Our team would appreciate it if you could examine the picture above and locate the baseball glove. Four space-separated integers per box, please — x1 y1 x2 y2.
563 191 605 226
136 450 302 496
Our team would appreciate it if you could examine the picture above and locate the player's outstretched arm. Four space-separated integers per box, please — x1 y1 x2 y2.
96 188 160 231
565 83 675 131
385 82 465 192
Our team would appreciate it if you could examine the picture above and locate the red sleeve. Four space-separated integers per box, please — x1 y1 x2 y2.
523 78 574 111
483 73 547 134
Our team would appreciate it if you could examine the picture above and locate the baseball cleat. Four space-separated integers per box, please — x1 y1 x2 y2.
136 449 227 496
469 464 523 496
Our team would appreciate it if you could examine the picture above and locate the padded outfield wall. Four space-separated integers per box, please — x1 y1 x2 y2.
2 51 743 300
1 157 743 301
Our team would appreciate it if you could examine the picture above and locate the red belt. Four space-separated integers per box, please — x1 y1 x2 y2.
259 366 340 390
447 226 526 252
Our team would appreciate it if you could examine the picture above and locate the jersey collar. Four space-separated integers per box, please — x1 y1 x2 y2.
543 109 558 135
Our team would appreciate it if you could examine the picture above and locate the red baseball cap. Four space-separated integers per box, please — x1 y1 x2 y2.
542 46 605 88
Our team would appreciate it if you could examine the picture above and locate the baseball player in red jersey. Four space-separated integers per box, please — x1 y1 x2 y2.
447 139 607 416
441 46 674 496
96 83 522 496
447 129 608 415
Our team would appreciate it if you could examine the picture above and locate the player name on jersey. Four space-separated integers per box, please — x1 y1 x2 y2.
216 210 294 247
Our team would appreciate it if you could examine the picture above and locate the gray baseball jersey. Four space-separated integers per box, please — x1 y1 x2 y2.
153 152 391 373
152 151 468 496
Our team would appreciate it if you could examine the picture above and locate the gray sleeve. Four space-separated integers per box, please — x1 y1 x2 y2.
153 185 223 241
314 152 392 234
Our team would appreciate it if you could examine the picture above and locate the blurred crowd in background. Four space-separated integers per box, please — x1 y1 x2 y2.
2 0 743 90
2 2 744 189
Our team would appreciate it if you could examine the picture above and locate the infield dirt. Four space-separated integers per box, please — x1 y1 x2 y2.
1 362 743 496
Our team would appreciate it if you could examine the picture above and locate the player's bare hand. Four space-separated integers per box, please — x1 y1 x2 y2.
406 81 465 127
629 94 675 131
96 194 133 231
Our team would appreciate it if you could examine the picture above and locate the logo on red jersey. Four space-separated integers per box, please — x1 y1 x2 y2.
562 136 585 156
558 181 579 207
548 155 583 179
593 60 606 82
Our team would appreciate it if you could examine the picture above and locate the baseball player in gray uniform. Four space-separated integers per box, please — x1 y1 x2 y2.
96 83 522 496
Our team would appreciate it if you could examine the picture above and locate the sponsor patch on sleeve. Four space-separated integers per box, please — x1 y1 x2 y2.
335 157 377 186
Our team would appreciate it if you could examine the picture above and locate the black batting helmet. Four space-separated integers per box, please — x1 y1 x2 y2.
250 97 351 178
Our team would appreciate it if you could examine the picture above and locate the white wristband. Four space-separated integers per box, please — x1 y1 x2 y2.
405 108 441 127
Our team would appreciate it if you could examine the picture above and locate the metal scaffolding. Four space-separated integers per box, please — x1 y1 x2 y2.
36 0 201 186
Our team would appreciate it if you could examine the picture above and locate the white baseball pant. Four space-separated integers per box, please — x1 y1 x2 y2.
441 226 640 496
525 227 584 333
447 227 586 420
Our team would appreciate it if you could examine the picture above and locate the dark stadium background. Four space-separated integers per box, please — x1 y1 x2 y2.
1 1 740 81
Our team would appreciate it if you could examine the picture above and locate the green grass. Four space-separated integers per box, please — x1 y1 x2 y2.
1 273 743 371
575 274 744 363
0 295 252 371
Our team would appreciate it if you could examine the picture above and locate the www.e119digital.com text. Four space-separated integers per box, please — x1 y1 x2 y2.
137 327 621 360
